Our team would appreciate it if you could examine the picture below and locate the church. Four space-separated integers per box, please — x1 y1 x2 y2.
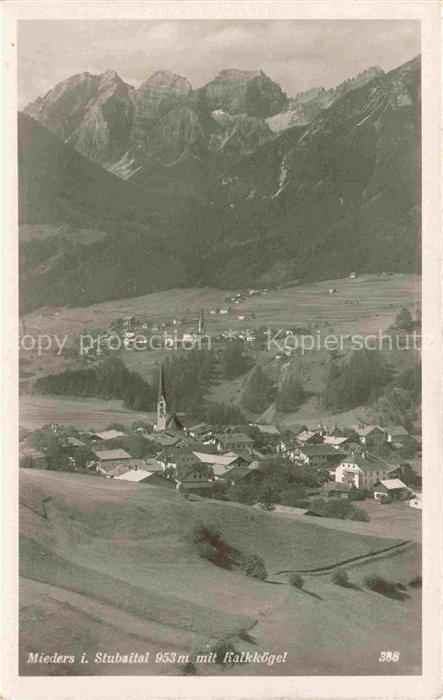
154 363 184 433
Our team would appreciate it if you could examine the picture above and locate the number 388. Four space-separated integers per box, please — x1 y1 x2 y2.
379 651 400 662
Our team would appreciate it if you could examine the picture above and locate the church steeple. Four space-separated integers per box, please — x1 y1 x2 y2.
156 363 167 432
198 309 204 336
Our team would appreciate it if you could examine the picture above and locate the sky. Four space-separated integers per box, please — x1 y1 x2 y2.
18 20 420 108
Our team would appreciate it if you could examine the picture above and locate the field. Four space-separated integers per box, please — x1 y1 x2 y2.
20 273 421 429
20 470 421 676
21 273 420 340
19 395 156 431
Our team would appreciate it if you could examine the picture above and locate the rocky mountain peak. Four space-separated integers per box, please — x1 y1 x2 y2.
99 69 126 86
215 68 262 82
202 68 287 118
140 70 192 95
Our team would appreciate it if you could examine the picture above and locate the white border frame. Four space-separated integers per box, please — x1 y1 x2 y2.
1 2 441 698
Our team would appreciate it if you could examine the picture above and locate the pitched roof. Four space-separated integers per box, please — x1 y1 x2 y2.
385 425 409 436
288 424 308 436
94 448 132 461
176 464 212 483
143 458 164 472
165 412 183 431
252 424 280 436
115 469 155 482
151 434 180 447
95 429 126 441
216 432 253 444
65 436 87 447
379 478 410 490
221 465 253 481
339 453 394 474
299 444 346 458
193 451 239 466
323 436 349 446
296 430 318 442
353 425 383 437
188 423 209 434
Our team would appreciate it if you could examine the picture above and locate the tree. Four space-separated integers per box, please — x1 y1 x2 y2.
331 569 349 586
288 573 304 589
394 307 414 332
322 349 390 411
276 377 305 412
123 433 153 459
204 402 245 426
363 574 389 592
20 455 35 469
220 341 252 379
242 365 276 413
240 554 267 580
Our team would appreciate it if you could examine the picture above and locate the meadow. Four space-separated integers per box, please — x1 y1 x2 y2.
19 273 421 429
20 470 421 676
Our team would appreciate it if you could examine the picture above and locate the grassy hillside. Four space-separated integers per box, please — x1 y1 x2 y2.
20 470 421 676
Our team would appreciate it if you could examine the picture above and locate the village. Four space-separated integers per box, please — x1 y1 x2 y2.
20 360 422 518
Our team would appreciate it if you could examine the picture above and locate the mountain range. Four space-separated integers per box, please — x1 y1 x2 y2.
19 57 421 312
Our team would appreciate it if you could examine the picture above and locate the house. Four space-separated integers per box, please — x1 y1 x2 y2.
19 446 47 469
94 448 133 476
220 463 263 486
251 423 280 437
295 430 323 446
373 478 412 503
123 315 135 328
328 288 337 294
115 468 159 484
323 435 349 448
296 444 346 468
142 457 164 473
192 451 249 477
186 423 213 439
149 433 181 449
385 462 421 488
352 425 386 450
384 425 410 445
213 432 254 454
157 446 198 472
175 465 213 495
335 453 394 490
349 272 357 279
94 429 127 442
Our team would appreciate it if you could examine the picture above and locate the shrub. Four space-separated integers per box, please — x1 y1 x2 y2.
350 505 370 521
348 488 368 501
363 574 388 592
395 307 414 332
408 575 422 588
331 569 349 586
240 554 267 581
20 455 35 469
195 540 217 560
181 661 196 675
191 522 221 544
210 641 238 666
288 573 304 589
